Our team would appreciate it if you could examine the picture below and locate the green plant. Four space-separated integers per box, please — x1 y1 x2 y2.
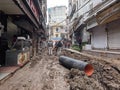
72 45 81 51
71 42 88 51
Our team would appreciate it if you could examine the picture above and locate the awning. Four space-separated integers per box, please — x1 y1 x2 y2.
96 2 120 24
15 0 39 28
0 0 23 14
51 37 62 41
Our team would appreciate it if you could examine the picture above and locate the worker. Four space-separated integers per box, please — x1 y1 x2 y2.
48 40 53 55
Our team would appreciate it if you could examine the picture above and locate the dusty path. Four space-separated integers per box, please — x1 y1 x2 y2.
0 50 69 90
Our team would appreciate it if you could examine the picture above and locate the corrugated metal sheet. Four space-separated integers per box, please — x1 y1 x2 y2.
108 19 120 49
91 25 107 49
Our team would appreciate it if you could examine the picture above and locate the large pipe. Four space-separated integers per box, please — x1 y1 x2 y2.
59 56 94 76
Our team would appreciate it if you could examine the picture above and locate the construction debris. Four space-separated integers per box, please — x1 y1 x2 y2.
62 50 120 90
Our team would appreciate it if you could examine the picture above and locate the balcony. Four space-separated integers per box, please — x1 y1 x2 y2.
85 0 117 22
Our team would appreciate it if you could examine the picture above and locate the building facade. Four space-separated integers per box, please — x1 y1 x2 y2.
48 6 68 41
0 0 47 66
68 0 120 50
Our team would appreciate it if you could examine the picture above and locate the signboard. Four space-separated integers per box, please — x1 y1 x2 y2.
17 52 30 66
96 2 120 24
26 0 40 23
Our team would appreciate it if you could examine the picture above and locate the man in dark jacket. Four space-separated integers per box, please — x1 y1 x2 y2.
76 36 82 51
55 40 63 55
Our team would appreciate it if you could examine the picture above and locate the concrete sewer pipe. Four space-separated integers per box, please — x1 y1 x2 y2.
59 56 94 76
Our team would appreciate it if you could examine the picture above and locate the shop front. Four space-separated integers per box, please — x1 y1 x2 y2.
90 25 107 49
85 2 120 50
107 19 120 50
1 16 33 66
0 0 45 67
6 16 33 66
0 0 25 66
96 2 120 50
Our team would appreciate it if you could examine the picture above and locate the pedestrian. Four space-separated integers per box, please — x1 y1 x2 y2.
48 40 53 55
77 37 82 51
54 40 63 55
65 41 67 48
68 41 70 48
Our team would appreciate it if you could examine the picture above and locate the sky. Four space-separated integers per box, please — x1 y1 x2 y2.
47 0 68 8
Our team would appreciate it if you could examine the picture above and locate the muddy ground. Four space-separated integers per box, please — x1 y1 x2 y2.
0 50 69 90
0 49 120 90
62 50 120 90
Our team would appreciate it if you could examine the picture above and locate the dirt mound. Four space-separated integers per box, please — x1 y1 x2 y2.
67 69 103 90
63 50 120 90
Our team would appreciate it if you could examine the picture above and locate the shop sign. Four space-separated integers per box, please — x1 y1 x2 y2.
96 2 120 24
26 0 40 23
17 52 29 66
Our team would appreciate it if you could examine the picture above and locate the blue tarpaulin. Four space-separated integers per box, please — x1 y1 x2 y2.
51 37 62 41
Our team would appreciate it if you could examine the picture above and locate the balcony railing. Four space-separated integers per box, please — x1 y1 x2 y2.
85 0 117 21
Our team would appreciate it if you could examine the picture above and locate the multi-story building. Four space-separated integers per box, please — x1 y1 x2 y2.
68 0 77 44
68 0 120 51
48 6 68 41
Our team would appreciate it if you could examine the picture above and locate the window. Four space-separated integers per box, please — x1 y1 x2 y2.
61 33 65 38
60 26 63 29
56 34 58 37
56 28 58 32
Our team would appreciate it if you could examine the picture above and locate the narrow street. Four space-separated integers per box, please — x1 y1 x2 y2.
0 49 70 90
0 48 120 90
1 0 120 90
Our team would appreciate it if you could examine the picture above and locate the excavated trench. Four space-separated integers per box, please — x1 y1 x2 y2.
61 50 120 90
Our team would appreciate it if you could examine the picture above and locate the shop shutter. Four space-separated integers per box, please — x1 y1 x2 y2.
92 26 107 49
108 19 120 49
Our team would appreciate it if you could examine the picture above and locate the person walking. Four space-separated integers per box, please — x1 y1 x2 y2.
77 37 82 51
54 40 63 55
48 40 53 55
